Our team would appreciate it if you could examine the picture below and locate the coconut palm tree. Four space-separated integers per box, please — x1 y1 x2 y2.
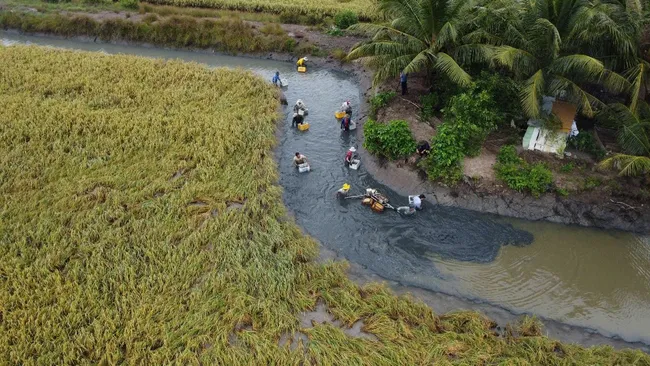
346 0 478 86
487 0 630 118
599 103 650 176
569 0 643 71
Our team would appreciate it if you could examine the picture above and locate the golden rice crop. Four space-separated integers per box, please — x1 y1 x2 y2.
143 0 379 21
1 45 648 365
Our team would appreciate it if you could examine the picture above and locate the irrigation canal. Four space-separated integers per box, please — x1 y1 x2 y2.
3 32 650 348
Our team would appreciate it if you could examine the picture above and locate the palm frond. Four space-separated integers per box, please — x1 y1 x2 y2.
493 46 539 76
600 154 650 176
454 43 495 65
548 74 604 117
437 21 459 49
549 54 604 80
434 52 472 87
520 69 545 118
624 60 650 114
529 18 561 59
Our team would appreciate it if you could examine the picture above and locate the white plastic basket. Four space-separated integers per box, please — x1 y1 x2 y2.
298 163 310 173
349 159 360 170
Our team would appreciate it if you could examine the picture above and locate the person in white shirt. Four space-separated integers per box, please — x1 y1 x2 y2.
409 194 425 210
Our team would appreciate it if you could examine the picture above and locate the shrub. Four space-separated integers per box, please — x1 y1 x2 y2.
363 119 416 160
496 145 522 165
422 89 501 185
120 0 139 9
334 10 358 29
495 145 553 197
420 92 439 121
369 91 395 118
474 71 523 124
445 90 500 156
557 187 569 196
420 122 465 184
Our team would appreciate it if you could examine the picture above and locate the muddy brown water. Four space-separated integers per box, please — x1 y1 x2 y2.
3 32 650 348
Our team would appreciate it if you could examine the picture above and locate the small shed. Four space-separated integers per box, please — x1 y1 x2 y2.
522 97 578 154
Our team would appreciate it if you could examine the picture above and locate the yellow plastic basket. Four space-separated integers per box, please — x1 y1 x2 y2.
297 66 307 73
335 111 346 119
298 123 310 131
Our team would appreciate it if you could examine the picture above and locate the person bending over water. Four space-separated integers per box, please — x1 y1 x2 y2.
345 147 357 166
409 194 425 210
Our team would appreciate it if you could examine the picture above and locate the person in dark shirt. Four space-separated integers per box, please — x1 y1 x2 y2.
400 72 408 95
341 115 351 131
416 140 430 156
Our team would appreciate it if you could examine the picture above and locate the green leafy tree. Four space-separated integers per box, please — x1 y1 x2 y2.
483 0 630 118
346 0 477 86
599 103 650 176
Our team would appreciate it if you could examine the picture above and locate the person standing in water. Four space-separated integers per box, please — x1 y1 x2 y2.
341 100 352 118
293 152 307 166
345 147 357 166
272 71 282 86
341 115 351 131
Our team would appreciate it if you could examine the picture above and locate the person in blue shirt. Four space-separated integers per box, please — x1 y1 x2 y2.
400 72 408 95
272 71 282 86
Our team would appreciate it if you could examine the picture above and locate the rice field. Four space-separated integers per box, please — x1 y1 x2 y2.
143 0 379 21
1 45 648 364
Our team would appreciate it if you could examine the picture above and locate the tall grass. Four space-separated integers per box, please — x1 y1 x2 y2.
142 0 378 21
0 11 295 53
0 45 648 364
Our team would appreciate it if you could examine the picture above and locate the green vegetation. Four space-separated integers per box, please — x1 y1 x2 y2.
419 92 438 121
0 11 296 53
143 0 377 22
483 0 629 119
368 91 396 118
120 0 139 9
568 133 606 160
363 119 416 160
138 3 283 23
599 104 650 177
333 10 358 30
351 0 649 184
495 146 554 198
347 0 474 86
422 88 500 185
584 176 603 190
560 163 575 173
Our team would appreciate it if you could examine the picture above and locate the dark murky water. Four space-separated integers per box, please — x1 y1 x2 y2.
3 32 650 345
